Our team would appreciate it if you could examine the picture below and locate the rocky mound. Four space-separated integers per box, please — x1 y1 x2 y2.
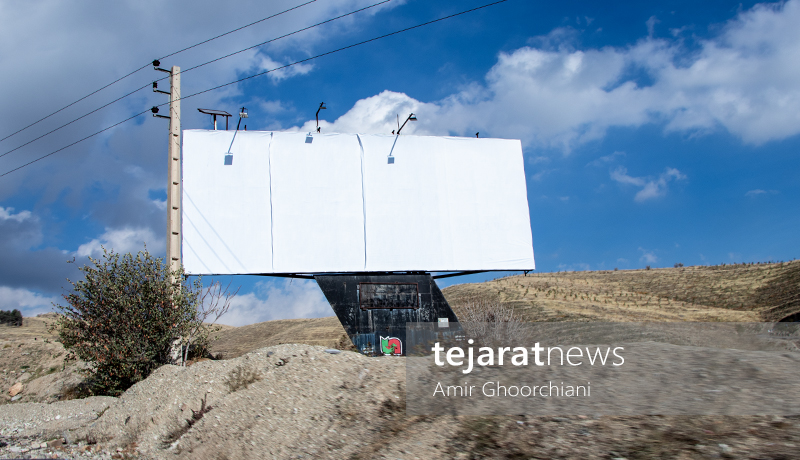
2 343 800 459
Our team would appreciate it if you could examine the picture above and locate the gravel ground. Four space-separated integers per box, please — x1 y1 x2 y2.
2 343 800 459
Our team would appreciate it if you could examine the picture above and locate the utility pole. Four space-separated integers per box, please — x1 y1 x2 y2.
152 61 181 279
153 62 183 364
167 66 181 277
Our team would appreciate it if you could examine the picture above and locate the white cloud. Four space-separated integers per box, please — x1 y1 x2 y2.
646 16 660 38
0 286 60 317
557 262 591 271
76 227 163 259
639 247 658 265
587 151 625 167
255 54 314 82
530 169 555 181
219 279 330 327
745 189 778 197
294 1 800 149
0 207 32 223
294 90 439 135
611 166 686 202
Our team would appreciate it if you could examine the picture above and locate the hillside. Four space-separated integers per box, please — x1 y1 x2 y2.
444 259 800 322
2 261 800 458
4 261 798 406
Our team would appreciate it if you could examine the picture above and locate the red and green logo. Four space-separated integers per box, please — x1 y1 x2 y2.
380 336 402 356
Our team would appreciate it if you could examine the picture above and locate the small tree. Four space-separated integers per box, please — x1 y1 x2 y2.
53 249 202 396
0 309 23 326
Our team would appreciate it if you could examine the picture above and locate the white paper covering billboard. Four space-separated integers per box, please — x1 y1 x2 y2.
182 130 534 275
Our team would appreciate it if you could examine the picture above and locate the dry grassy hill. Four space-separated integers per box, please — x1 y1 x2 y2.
3 260 797 405
209 316 352 359
2 262 800 458
443 260 800 322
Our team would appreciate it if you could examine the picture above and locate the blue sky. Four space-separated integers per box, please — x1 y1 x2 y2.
1 0 798 326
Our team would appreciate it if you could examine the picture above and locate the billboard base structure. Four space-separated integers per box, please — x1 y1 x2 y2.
315 273 459 356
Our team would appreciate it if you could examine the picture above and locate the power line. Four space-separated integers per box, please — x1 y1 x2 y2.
0 0 317 145
0 0 388 161
0 110 150 178
168 0 510 106
0 0 510 179
0 83 150 160
158 0 317 61
176 0 391 78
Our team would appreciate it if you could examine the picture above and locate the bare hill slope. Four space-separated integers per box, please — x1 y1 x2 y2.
209 316 352 359
2 262 800 458
444 260 800 322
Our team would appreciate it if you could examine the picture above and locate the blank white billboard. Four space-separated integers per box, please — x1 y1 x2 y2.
182 130 534 275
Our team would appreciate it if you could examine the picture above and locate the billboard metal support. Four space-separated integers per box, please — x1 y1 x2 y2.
315 273 459 356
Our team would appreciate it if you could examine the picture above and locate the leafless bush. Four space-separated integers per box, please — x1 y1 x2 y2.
225 365 262 393
451 296 529 344
164 395 213 446
179 280 239 366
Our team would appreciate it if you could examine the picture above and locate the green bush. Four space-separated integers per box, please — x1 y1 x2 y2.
0 309 23 326
52 249 204 396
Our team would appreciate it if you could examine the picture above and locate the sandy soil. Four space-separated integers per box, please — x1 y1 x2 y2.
2 261 799 459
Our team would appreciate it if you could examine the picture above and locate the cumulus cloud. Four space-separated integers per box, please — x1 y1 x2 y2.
0 207 78 293
611 166 686 202
220 279 331 327
638 247 658 265
296 1 800 149
0 207 32 223
255 54 314 82
76 227 163 259
0 286 60 317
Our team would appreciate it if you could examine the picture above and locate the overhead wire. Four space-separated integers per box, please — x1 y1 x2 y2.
0 0 317 145
0 0 510 179
0 110 150 178
0 0 389 161
162 0 510 106
175 0 391 78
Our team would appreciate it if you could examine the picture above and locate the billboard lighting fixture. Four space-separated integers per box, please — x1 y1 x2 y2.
389 113 416 164
396 113 416 135
316 102 326 133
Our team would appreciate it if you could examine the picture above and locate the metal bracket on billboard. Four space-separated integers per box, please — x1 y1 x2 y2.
431 270 488 280
254 273 315 280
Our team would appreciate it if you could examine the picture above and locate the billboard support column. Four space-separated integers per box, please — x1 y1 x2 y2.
167 66 181 281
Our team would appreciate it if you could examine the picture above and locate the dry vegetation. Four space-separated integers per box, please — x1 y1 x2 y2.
3 262 800 459
444 260 800 323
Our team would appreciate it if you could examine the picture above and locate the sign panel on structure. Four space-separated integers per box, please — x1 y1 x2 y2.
182 130 535 275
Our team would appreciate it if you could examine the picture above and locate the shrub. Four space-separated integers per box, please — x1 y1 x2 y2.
225 365 262 393
0 309 23 326
451 296 528 343
52 249 204 396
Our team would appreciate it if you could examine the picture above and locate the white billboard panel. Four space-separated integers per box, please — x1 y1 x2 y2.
182 130 534 275
270 133 366 272
182 130 273 274
360 135 534 271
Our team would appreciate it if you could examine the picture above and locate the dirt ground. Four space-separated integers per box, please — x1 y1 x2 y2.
1 261 799 459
